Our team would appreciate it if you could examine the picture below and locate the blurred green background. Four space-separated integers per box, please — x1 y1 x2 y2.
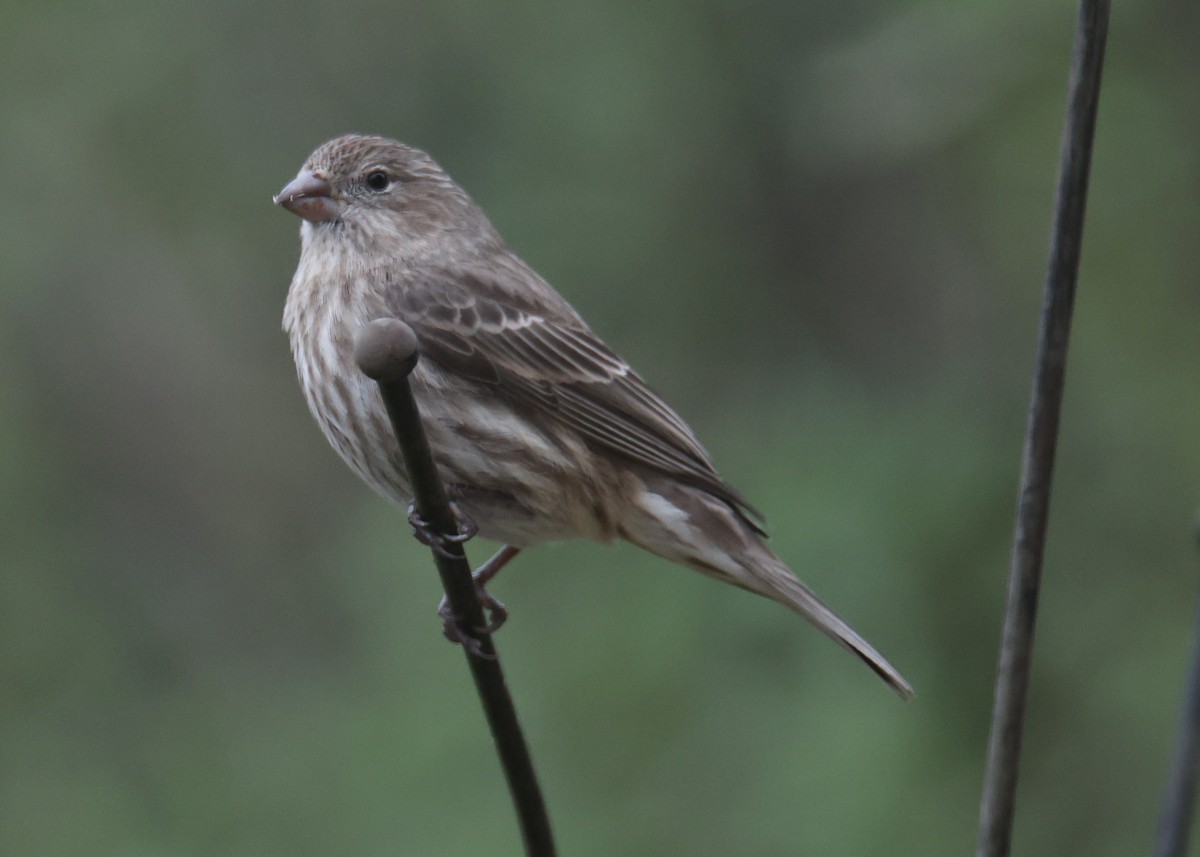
3 0 1198 854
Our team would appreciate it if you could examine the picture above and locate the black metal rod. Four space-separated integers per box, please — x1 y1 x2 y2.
975 2 1110 856
355 318 556 857
1154 525 1200 857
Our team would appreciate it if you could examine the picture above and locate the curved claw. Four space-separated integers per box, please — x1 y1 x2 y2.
438 587 507 639
477 589 508 634
434 545 520 655
438 600 496 660
408 502 477 557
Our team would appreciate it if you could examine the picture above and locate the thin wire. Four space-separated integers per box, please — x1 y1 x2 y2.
975 2 1111 856
356 319 556 857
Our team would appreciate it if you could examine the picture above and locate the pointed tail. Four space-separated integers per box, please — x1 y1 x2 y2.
622 478 913 698
750 551 914 699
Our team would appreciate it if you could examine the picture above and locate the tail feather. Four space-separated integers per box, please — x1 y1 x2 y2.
752 554 914 699
624 478 913 699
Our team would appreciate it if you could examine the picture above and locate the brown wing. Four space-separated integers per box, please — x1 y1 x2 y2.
389 262 765 528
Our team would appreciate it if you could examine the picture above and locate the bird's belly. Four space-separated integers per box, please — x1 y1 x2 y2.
415 383 622 547
293 334 624 547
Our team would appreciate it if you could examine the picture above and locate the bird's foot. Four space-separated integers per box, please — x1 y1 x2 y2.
435 545 521 656
439 584 508 657
407 501 478 558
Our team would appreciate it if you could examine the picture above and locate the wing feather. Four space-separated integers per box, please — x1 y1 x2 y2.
391 263 764 527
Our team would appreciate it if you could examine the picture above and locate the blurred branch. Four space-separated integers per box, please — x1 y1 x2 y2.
1153 521 1200 857
975 2 1111 856
355 318 556 857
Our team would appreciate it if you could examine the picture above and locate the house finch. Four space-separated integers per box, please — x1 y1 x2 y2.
276 134 912 698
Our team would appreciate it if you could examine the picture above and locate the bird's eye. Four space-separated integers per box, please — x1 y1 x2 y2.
364 169 390 192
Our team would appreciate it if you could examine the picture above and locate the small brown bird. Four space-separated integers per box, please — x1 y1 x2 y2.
276 134 912 698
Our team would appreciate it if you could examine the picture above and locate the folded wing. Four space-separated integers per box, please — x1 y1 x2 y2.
390 262 764 530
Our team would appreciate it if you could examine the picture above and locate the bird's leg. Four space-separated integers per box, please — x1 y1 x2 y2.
407 501 478 558
439 545 522 645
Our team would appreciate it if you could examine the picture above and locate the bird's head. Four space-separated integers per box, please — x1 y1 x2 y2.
275 134 481 255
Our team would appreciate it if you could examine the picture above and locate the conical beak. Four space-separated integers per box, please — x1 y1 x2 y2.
274 170 340 223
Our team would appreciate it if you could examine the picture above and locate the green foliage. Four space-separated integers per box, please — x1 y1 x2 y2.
1 0 1197 853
